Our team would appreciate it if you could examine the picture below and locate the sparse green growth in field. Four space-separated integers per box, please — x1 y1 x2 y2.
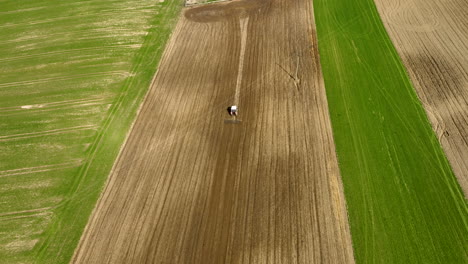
0 0 181 263
315 0 468 263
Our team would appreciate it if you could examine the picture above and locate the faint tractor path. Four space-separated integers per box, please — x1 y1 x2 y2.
234 16 249 106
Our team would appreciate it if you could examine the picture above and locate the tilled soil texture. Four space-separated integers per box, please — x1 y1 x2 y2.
375 0 468 195
71 0 355 263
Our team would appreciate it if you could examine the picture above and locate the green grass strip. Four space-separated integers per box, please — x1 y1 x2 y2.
34 4 183 264
0 1 182 263
314 0 468 262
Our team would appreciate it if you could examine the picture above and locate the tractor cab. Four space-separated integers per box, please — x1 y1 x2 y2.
225 105 241 124
227 105 238 116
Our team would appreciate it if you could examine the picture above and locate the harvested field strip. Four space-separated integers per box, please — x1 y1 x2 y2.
0 71 130 89
0 0 182 263
0 125 97 141
314 0 468 263
72 0 354 263
0 162 82 179
0 207 53 218
0 97 109 112
374 0 468 195
0 45 141 63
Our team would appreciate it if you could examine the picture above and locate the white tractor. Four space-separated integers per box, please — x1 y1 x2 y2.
227 105 238 116
225 105 241 124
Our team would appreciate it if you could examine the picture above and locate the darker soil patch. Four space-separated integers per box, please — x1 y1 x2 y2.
185 0 269 23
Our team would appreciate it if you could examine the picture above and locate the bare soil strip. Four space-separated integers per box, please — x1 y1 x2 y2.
375 0 468 195
72 0 354 263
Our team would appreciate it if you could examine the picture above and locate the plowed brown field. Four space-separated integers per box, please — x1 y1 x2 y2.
71 0 354 263
375 0 468 194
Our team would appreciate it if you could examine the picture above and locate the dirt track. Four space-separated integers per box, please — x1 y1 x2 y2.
375 0 468 195
72 0 354 263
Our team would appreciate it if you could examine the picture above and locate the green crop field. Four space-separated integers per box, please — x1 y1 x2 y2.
0 0 181 263
314 0 467 263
